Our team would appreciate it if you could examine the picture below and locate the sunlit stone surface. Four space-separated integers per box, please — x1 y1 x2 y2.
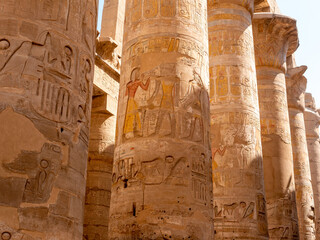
208 1 268 239
0 0 97 238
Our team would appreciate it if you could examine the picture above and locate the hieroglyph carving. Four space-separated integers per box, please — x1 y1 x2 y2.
122 64 208 145
127 0 203 26
0 0 70 30
4 143 62 203
0 34 93 128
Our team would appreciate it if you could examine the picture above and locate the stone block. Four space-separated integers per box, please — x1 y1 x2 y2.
83 205 109 226
86 172 112 191
18 207 49 232
91 94 117 116
0 178 25 207
83 225 108 240
85 189 111 206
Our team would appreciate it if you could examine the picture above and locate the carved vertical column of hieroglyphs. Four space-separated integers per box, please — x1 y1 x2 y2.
108 0 213 239
83 0 123 238
207 0 268 239
286 61 316 239
0 0 97 239
304 93 320 238
253 13 300 239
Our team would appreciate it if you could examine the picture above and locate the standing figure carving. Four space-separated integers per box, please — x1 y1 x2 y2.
123 67 150 138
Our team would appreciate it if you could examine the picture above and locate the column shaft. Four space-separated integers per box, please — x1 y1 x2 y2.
253 13 300 239
304 93 320 238
208 1 268 239
286 66 316 239
84 112 116 239
109 0 213 239
0 0 97 239
83 3 122 238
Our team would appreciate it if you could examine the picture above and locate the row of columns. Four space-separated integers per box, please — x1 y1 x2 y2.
253 13 301 239
0 0 320 239
107 0 320 239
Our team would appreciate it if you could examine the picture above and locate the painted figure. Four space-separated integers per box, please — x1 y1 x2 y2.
124 67 150 137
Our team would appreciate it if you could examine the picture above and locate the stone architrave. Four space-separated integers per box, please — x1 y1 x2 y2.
208 0 268 239
0 0 97 239
286 64 316 239
304 93 320 238
253 13 299 239
108 0 213 239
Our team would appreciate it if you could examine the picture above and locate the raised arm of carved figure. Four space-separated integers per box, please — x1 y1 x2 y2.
139 77 150 90
139 77 150 91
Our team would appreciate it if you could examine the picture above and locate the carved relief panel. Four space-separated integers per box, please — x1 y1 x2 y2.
0 0 97 238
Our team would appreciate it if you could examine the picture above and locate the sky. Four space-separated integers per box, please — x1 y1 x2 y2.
97 0 104 32
97 0 320 106
277 0 320 106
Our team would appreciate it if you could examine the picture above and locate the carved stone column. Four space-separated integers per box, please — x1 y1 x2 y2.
83 7 122 236
83 45 120 239
286 64 316 239
108 1 213 239
208 1 268 239
253 13 299 239
0 0 97 239
304 93 320 238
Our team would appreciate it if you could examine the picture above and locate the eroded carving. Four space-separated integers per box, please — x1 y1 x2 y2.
1 232 11 240
4 143 62 203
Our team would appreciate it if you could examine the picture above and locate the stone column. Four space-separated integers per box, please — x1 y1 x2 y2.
83 4 122 238
0 1 97 239
286 64 316 239
304 93 320 238
208 1 268 239
108 1 213 239
253 13 299 239
83 53 119 239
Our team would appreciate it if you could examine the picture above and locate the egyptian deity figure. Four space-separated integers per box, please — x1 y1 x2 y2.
180 71 206 142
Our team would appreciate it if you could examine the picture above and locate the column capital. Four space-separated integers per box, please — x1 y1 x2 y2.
305 93 320 139
208 0 254 15
253 13 299 71
254 0 281 13
286 65 307 112
304 108 320 139
306 93 318 112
